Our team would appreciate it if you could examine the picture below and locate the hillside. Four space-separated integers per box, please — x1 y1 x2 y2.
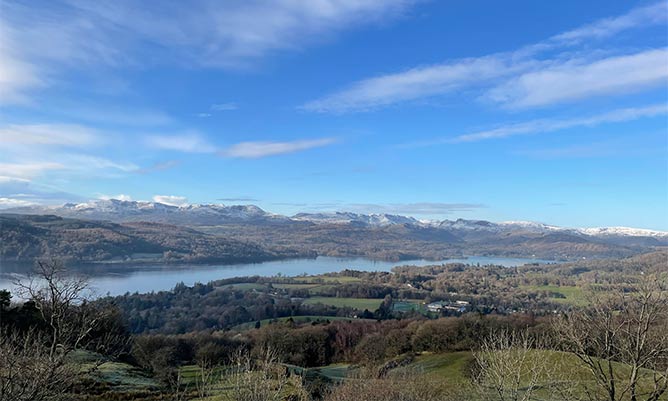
0 214 306 263
2 200 666 261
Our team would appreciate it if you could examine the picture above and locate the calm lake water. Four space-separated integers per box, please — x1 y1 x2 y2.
0 255 553 297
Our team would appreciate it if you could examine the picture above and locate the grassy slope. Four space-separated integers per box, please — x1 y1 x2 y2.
520 284 588 306
231 315 370 331
302 296 383 311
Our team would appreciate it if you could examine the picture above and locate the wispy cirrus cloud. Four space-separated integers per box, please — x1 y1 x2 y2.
400 104 668 147
486 49 668 109
0 162 65 180
220 137 338 158
302 2 668 113
549 1 668 44
135 160 182 174
0 124 102 148
452 104 668 143
143 132 338 158
301 55 529 112
145 133 217 153
0 177 85 208
0 0 416 103
0 123 137 180
211 102 238 111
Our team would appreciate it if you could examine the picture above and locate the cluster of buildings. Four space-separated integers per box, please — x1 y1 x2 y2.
426 300 470 313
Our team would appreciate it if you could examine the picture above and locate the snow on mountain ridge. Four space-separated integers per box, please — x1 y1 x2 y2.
3 199 665 238
578 226 668 238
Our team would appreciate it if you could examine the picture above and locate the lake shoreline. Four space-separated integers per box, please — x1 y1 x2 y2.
0 255 558 298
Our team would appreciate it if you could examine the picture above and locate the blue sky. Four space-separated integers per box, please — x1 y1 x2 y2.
1 0 667 230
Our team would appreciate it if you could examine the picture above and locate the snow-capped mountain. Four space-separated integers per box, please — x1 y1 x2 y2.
577 226 668 238
3 199 666 242
292 212 420 226
4 199 286 225
293 213 667 242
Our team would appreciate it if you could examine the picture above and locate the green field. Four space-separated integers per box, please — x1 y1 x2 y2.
232 315 367 331
297 275 363 284
392 299 424 312
217 282 266 291
271 283 337 295
70 348 667 401
521 285 588 306
302 296 382 311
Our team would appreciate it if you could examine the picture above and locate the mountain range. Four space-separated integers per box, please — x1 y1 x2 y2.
6 199 666 240
1 199 666 263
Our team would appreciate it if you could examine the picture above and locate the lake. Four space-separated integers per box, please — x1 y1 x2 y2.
0 255 553 297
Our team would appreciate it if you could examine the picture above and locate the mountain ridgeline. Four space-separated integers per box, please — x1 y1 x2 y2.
1 199 666 263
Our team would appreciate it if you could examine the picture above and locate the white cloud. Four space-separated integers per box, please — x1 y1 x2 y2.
486 49 668 109
98 194 133 201
0 197 37 208
301 55 531 112
0 40 43 105
61 155 139 173
0 124 102 148
152 195 189 206
145 133 217 153
220 137 338 158
450 104 668 143
0 123 138 181
135 160 181 174
0 162 65 180
0 156 138 181
301 2 667 113
211 103 238 111
0 0 414 102
0 177 84 207
550 2 668 44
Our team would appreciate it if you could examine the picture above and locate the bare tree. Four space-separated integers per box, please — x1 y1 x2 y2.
324 367 449 401
472 329 554 401
14 260 94 359
554 275 668 401
194 356 217 400
0 259 129 401
0 330 76 401
227 346 308 401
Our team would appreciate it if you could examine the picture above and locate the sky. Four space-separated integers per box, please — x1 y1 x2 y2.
0 0 667 230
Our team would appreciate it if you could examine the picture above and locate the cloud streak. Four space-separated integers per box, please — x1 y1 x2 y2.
301 55 530 112
145 133 217 153
211 102 238 111
550 1 668 44
0 124 102 148
0 0 415 103
302 2 668 113
398 104 668 147
220 137 338 158
451 104 668 143
0 123 138 181
486 49 668 109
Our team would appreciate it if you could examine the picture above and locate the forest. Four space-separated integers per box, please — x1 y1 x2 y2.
1 252 667 401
